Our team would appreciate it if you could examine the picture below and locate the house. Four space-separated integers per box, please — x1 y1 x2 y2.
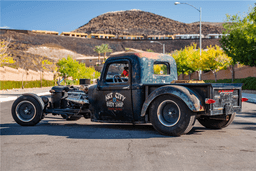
60 32 88 38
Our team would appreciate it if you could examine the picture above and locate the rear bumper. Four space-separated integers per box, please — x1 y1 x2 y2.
209 106 241 115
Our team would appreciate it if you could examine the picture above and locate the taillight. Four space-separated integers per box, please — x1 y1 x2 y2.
241 98 248 102
205 99 216 104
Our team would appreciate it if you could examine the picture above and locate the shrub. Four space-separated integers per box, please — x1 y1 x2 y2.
0 80 55 90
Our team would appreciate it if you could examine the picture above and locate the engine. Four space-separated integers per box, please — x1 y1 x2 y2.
48 85 90 118
50 86 89 108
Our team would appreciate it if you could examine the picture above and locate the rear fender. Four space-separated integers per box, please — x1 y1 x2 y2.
141 85 202 117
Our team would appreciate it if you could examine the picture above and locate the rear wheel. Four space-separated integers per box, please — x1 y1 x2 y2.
149 95 195 136
197 113 235 129
12 96 43 126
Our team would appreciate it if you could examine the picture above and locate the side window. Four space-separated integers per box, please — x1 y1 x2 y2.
104 62 129 83
153 62 170 75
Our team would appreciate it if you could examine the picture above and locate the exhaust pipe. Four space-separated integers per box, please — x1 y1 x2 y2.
66 97 89 105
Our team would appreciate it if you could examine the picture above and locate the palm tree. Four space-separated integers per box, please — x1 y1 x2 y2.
94 46 103 64
101 44 112 62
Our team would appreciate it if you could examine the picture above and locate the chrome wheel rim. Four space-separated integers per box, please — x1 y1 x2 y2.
16 101 36 122
157 100 181 127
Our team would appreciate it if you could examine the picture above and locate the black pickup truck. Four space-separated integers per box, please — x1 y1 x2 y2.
11 50 248 136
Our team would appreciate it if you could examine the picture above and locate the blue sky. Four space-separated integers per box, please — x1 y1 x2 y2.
0 0 254 33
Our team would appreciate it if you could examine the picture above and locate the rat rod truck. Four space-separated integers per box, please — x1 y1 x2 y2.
11 51 248 136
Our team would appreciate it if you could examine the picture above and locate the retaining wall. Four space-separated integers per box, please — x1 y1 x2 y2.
0 66 54 81
178 65 256 80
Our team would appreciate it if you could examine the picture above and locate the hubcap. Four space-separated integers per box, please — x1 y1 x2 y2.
16 101 36 122
157 100 181 127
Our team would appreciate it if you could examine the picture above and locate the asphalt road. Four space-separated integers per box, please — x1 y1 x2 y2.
1 101 256 171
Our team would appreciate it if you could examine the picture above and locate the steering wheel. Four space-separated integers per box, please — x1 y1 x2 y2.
113 75 124 83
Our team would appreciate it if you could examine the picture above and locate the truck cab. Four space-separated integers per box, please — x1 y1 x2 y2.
88 50 177 122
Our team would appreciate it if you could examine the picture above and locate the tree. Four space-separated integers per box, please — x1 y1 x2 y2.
172 44 201 80
57 56 80 81
94 46 103 64
57 56 100 82
220 5 256 81
79 64 101 79
201 45 232 82
101 44 112 62
32 56 53 87
0 39 15 66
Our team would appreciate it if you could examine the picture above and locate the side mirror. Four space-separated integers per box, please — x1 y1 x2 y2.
96 79 100 90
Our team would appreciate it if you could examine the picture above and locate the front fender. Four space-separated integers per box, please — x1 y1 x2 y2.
23 93 45 110
141 85 202 117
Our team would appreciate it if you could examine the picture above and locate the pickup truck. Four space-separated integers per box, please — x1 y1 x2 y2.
11 50 248 136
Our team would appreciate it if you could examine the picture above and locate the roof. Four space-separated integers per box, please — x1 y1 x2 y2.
110 48 171 60
60 32 88 35
90 33 115 37
108 49 178 84
32 30 58 33
118 35 144 37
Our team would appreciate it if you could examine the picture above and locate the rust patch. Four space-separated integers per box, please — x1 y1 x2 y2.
134 52 160 59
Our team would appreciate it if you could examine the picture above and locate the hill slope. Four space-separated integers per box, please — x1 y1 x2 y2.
2 30 221 71
74 9 223 35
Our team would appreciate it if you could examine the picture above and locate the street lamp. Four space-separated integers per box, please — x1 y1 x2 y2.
174 2 202 80
150 41 165 54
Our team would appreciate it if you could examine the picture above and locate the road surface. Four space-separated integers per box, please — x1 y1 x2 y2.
1 100 255 171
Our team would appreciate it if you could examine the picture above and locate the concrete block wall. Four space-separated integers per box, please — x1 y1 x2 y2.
178 65 256 80
0 66 54 81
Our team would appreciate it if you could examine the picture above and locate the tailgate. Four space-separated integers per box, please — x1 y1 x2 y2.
209 83 243 115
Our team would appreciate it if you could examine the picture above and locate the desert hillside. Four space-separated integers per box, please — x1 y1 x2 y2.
1 9 224 71
1 30 221 71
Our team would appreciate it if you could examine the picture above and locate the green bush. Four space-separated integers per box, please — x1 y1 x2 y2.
204 77 256 90
0 80 55 90
60 80 79 86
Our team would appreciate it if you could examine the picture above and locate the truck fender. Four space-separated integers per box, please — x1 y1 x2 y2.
22 93 45 110
141 85 202 117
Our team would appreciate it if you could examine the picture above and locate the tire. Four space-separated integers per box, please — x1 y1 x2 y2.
197 113 235 129
12 96 43 126
149 95 196 136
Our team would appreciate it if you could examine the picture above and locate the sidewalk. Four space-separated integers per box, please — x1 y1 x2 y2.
242 92 256 104
0 87 51 103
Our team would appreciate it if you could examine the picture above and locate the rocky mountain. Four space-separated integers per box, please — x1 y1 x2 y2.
74 9 223 35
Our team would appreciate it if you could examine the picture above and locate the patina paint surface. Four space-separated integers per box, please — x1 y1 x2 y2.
108 52 177 84
137 53 177 84
141 85 202 117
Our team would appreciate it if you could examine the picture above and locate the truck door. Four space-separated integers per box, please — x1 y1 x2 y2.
97 59 133 122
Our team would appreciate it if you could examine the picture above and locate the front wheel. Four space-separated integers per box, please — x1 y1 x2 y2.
149 95 195 136
197 113 235 129
12 96 43 126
